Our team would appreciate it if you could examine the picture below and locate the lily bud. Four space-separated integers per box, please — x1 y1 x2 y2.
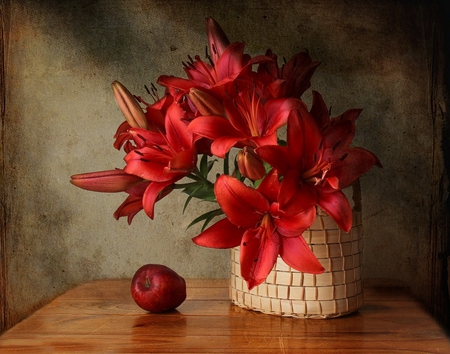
70 169 143 193
237 147 266 181
112 81 148 129
189 88 225 116
206 17 230 65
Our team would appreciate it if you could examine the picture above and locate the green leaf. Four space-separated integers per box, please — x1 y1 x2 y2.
182 185 204 213
201 210 224 231
182 183 216 202
199 154 209 176
186 208 223 230
207 159 217 173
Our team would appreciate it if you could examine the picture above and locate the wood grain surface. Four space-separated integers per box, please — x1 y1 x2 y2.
0 278 449 353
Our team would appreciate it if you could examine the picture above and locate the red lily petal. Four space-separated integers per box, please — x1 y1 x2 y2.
316 189 352 232
256 49 279 80
265 79 287 100
273 205 316 237
215 42 245 82
256 169 281 203
263 98 305 135
113 121 132 150
185 59 217 85
223 95 254 135
281 52 320 98
192 218 244 248
211 136 243 158
157 75 195 94
325 176 340 190
142 181 174 219
125 180 150 197
255 145 290 174
214 175 269 228
280 236 325 274
145 106 166 133
113 195 143 225
287 108 322 171
128 128 166 147
124 148 170 182
279 170 317 214
326 147 382 189
188 115 242 141
331 108 362 124
240 227 280 290
322 119 355 153
165 103 193 151
70 169 143 193
252 132 278 148
168 149 197 174
310 90 330 130
257 51 318 99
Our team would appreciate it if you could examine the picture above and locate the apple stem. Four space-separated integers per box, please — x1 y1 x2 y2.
145 276 151 288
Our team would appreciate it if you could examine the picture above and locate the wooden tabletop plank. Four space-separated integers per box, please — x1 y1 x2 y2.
0 279 448 353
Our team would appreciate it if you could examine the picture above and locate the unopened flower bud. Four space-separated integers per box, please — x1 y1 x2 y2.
70 169 143 193
237 147 266 181
189 88 224 116
112 81 148 129
206 17 230 65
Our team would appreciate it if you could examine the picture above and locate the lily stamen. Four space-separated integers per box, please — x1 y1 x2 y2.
302 160 331 185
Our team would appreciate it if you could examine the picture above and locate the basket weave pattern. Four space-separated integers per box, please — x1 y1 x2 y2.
230 209 363 318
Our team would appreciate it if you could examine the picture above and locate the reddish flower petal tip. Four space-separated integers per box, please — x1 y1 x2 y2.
245 279 260 291
192 219 244 249
280 236 325 275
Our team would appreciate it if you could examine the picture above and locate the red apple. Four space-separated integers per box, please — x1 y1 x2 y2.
131 264 187 313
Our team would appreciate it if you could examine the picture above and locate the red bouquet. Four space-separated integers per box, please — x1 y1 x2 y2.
71 18 381 289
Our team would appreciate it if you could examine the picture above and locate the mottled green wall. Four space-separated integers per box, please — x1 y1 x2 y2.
4 0 439 325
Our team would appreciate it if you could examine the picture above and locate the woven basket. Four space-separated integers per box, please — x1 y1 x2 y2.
229 184 363 318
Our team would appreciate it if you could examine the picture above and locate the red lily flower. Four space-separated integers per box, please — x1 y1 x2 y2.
123 102 197 183
188 90 304 158
113 84 173 153
256 50 320 100
256 99 381 232
157 18 270 101
117 101 198 220
193 171 324 290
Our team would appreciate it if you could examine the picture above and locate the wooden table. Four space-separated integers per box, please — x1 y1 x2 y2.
0 279 449 353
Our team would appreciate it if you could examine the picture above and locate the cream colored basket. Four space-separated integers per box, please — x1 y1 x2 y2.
230 185 363 318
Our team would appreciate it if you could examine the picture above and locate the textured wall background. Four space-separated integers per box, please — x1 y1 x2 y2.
4 0 438 325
